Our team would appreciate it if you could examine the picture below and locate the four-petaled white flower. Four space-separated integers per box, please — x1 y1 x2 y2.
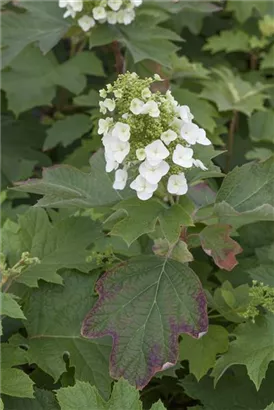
93 6 107 20
139 160 169 184
141 88 152 99
107 11 117 24
142 100 160 117
103 98 116 112
99 89 107 98
130 0 143 6
112 122 131 142
130 98 144 115
196 128 211 146
179 105 194 123
130 175 158 200
108 0 122 11
78 15 95 31
113 169 128 190
113 89 122 98
167 173 188 195
145 140 169 166
111 139 130 163
160 129 177 145
98 117 113 135
104 153 119 173
172 144 194 168
180 123 200 145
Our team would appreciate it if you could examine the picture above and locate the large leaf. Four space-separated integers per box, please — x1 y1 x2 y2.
180 325 229 381
201 67 269 116
183 365 274 410
44 114 91 150
226 0 274 23
56 378 166 410
261 45 274 70
82 255 208 388
212 313 274 390
23 271 112 398
1 2 69 69
216 157 274 212
2 46 104 115
3 388 60 410
1 114 50 189
110 199 193 246
2 208 103 287
13 150 134 208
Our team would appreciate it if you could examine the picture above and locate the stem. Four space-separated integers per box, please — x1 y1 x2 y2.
250 52 258 70
112 41 124 74
225 110 238 173
208 314 223 319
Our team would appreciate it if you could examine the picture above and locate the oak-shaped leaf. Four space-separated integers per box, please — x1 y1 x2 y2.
214 157 274 229
1 2 69 69
201 67 269 116
1 207 103 287
182 364 274 410
13 150 133 209
23 271 112 398
199 224 242 271
81 255 208 389
212 313 274 390
56 378 166 410
180 325 229 381
3 388 59 410
110 198 193 246
203 30 250 54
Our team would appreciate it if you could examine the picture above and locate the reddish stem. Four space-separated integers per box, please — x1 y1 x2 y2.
112 41 124 74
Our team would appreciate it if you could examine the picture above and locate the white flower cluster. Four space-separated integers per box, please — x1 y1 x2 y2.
99 72 211 201
59 0 142 32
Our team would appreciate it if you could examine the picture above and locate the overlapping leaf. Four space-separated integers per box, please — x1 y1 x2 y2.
82 255 208 388
23 271 112 398
212 313 274 390
57 378 166 410
13 150 134 208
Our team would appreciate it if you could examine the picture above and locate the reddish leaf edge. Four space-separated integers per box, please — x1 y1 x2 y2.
81 259 208 389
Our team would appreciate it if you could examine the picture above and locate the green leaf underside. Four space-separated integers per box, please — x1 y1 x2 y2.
212 314 274 390
82 255 208 388
180 325 229 380
57 378 166 410
23 271 112 398
13 150 134 208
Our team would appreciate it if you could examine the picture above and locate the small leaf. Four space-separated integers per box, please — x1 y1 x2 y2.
180 325 229 380
1 369 34 398
248 110 274 144
261 45 274 69
153 239 194 263
82 255 208 388
44 114 91 150
212 313 274 390
199 224 242 271
0 293 26 319
204 30 250 54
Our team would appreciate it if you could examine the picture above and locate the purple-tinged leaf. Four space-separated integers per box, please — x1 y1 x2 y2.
81 255 208 389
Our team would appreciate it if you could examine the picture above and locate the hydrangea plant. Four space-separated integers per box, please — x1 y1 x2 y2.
1 1 274 409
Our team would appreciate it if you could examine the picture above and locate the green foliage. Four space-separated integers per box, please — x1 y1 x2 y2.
2 0 274 408
56 378 166 409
